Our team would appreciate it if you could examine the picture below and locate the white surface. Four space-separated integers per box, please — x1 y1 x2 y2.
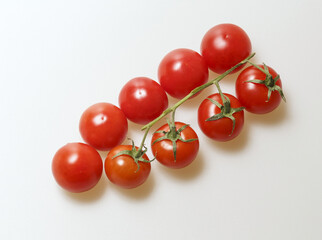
1 0 321 239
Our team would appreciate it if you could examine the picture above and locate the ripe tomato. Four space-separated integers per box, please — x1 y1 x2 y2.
198 93 244 141
236 65 283 114
119 77 168 124
104 145 151 189
52 143 103 193
158 48 209 99
79 102 128 151
151 122 199 169
201 23 252 74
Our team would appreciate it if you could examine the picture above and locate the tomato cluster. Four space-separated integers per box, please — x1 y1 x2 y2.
52 23 286 193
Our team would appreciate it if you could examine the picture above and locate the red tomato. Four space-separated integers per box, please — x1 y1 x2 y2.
119 77 168 124
236 65 283 114
198 93 244 141
79 103 128 151
151 122 199 169
52 143 103 193
201 23 252 74
104 145 151 189
158 48 209 99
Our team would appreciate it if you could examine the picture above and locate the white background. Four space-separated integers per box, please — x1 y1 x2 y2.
1 0 321 239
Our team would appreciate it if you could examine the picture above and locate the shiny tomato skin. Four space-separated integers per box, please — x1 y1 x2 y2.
236 65 282 114
119 77 168 124
79 103 128 151
158 48 209 99
52 143 103 193
198 93 244 141
201 23 252 74
151 122 199 169
104 145 151 189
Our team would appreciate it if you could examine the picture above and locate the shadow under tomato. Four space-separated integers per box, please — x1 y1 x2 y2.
111 172 156 200
98 150 108 161
245 100 288 125
157 150 205 181
64 176 108 203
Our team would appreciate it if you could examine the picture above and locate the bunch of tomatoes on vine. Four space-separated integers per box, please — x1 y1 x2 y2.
52 23 286 193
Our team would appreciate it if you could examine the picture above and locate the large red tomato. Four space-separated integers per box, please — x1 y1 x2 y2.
201 23 252 74
151 122 199 169
52 143 103 193
198 93 244 141
236 65 284 114
158 48 209 99
119 77 168 124
79 102 128 151
104 145 151 189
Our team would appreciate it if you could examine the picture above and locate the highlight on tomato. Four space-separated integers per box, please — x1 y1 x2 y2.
79 102 128 151
52 142 103 193
201 23 252 74
104 143 151 189
151 121 199 169
158 48 209 99
198 93 245 142
235 63 285 114
119 77 168 124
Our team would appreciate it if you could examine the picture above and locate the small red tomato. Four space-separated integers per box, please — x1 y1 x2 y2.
198 93 244 141
79 103 128 151
105 145 151 189
158 48 209 99
201 23 252 74
151 122 199 169
236 65 284 114
119 77 168 124
52 143 103 193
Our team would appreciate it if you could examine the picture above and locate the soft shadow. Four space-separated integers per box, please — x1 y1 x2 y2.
64 176 108 203
98 150 108 160
245 102 288 125
126 121 143 138
111 172 156 200
157 151 205 181
205 120 250 153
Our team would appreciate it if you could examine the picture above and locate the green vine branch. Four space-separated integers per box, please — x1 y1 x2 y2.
141 52 255 131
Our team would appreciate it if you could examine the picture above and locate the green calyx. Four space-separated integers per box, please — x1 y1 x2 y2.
206 96 245 136
152 119 197 162
112 139 154 172
247 62 286 102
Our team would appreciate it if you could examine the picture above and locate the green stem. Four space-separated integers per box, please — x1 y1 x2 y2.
247 60 267 74
135 126 150 157
215 81 230 114
247 61 274 87
141 52 255 131
171 108 176 125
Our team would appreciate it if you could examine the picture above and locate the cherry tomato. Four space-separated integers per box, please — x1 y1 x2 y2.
119 77 168 124
104 145 151 189
52 143 103 193
198 93 244 141
201 23 252 74
236 65 283 114
158 48 209 99
151 122 199 169
79 102 128 151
